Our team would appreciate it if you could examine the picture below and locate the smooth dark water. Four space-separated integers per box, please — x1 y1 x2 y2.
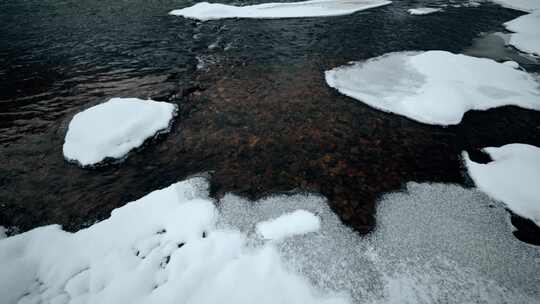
1 0 539 243
0 0 524 141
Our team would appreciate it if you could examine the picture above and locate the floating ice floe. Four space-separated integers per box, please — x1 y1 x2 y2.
169 0 391 21
325 50 540 125
1 178 539 303
464 143 540 226
407 7 442 15
256 209 321 240
504 11 540 56
490 0 540 56
63 98 177 167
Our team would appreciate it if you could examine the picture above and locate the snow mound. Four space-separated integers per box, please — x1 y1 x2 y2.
169 0 392 21
63 98 177 167
0 178 349 304
325 50 540 125
256 210 321 240
407 7 442 15
490 0 540 12
464 143 540 226
504 11 540 56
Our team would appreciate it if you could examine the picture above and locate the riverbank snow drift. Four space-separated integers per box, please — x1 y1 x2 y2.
407 7 442 15
325 50 540 125
256 210 321 240
1 178 539 303
63 98 177 167
169 0 391 21
464 143 540 226
0 178 349 304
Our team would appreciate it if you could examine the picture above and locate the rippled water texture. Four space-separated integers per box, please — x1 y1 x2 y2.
1 0 539 243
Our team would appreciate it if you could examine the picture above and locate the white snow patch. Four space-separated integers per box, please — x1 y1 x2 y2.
0 226 6 239
63 98 177 166
0 178 349 304
325 50 540 125
169 0 392 21
464 143 540 226
407 7 442 15
490 0 540 12
256 210 321 240
1 179 539 303
504 11 540 56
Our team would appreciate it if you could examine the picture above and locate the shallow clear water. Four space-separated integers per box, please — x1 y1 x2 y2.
0 0 524 141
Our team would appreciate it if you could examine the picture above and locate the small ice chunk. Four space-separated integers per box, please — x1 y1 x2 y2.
464 144 540 226
407 7 442 15
169 0 392 21
325 50 540 125
256 210 321 240
504 11 540 56
63 98 177 166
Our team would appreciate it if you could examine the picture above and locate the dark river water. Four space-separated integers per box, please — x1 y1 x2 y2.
1 0 539 244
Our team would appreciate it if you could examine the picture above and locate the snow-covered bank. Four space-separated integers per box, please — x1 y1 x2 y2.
464 144 540 226
504 11 540 56
0 178 349 304
169 0 391 21
2 178 538 304
407 7 442 15
256 210 320 240
63 98 177 167
325 51 540 125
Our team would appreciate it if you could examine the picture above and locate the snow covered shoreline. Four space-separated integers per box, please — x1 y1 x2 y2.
169 0 391 21
1 177 538 303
